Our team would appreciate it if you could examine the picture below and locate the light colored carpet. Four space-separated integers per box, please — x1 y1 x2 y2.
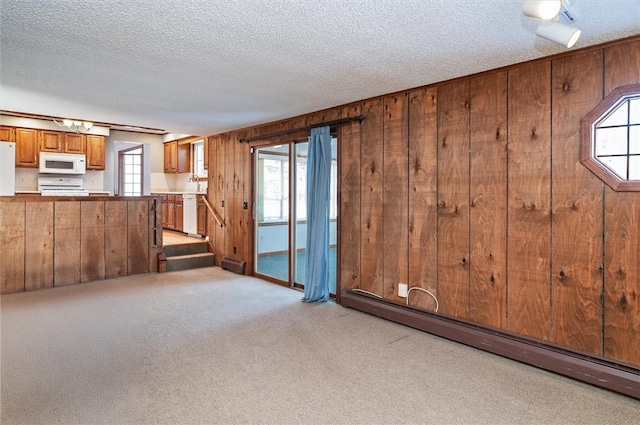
1 268 638 424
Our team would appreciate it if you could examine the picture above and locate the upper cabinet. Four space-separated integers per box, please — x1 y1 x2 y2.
86 135 105 170
0 126 16 142
63 133 86 154
40 131 85 154
15 128 39 168
163 141 190 173
2 126 106 168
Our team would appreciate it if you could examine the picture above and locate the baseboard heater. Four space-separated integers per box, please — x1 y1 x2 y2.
341 289 640 400
221 257 246 275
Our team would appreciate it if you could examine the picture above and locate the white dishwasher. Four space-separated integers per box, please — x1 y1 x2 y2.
182 194 198 236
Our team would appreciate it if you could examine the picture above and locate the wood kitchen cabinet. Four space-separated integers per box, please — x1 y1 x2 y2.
63 133 85 154
15 128 39 167
86 135 105 170
39 130 64 152
197 195 207 235
163 141 190 173
161 194 184 232
0 126 15 142
40 130 85 154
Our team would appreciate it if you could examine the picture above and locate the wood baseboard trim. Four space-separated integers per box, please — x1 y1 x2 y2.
340 289 639 400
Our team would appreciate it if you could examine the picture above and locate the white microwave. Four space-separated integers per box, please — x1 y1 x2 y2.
39 152 86 175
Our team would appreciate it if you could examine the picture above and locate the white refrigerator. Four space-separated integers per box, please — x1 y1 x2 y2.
0 142 16 196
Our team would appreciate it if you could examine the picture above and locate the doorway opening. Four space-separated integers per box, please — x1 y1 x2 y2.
253 137 338 295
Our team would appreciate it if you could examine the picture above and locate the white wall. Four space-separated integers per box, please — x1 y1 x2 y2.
257 221 338 254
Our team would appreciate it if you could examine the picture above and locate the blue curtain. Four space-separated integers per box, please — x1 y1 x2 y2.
302 126 331 302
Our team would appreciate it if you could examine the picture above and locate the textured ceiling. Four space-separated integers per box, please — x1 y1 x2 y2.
1 0 639 136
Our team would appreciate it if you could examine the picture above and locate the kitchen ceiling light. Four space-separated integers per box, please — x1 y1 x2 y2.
54 119 94 133
536 21 581 48
522 0 562 20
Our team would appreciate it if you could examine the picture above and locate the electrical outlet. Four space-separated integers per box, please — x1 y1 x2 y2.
398 283 408 298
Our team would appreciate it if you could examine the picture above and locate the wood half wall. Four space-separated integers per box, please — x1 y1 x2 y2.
205 36 640 368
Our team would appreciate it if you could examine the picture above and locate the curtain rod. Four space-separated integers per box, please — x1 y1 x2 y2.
239 115 365 143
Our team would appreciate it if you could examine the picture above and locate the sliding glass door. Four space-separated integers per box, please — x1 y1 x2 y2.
254 139 337 294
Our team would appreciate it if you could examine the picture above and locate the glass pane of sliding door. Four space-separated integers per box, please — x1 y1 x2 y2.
254 138 338 295
255 145 290 282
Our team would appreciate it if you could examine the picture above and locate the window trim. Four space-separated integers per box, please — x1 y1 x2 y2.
580 83 640 192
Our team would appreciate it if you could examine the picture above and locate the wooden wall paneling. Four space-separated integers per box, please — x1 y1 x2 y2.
54 201 81 287
81 201 106 283
507 62 552 341
207 136 218 262
550 52 605 355
382 94 409 301
149 197 161 273
234 135 248 266
339 104 362 292
25 201 53 291
436 80 471 320
105 200 128 279
360 98 384 295
603 39 640 365
469 71 508 329
408 88 438 311
127 200 149 275
241 131 253 274
224 134 236 260
0 202 25 294
228 134 242 261
214 135 226 266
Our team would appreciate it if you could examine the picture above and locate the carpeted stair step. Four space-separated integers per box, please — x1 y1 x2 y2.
166 252 215 272
163 242 209 257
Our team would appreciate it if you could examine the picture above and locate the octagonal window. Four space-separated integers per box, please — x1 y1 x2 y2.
581 84 640 191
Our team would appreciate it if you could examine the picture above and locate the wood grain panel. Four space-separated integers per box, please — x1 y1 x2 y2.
241 132 252 274
81 201 105 282
214 135 226 266
383 94 409 301
54 201 81 287
149 197 161 273
360 98 384 295
507 62 552 341
339 104 362 292
469 71 508 329
128 200 149 275
224 134 236 260
437 80 470 319
105 201 128 278
25 202 53 291
550 52 604 355
233 135 247 265
408 88 438 311
603 39 640 365
0 202 25 294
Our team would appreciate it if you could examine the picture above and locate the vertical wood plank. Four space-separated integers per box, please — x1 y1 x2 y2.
603 39 640 365
81 201 105 282
54 201 81 287
360 98 384 295
128 200 149 275
339 104 362 292
550 52 604 355
469 71 508 329
149 197 161 273
224 134 236 260
25 202 54 291
507 61 552 341
241 133 252 274
437 80 471 319
105 201 128 279
214 135 226 266
233 135 247 266
383 94 409 301
408 88 438 311
0 202 25 294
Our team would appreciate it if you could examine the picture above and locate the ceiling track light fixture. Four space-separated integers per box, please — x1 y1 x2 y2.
54 119 94 133
522 0 581 48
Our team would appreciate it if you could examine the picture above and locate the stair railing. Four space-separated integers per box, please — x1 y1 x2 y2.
201 195 225 227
